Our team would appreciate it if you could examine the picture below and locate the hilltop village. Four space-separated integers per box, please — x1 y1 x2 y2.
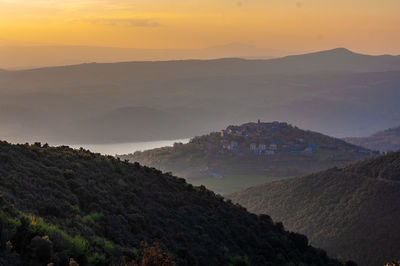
123 121 379 194
217 121 373 156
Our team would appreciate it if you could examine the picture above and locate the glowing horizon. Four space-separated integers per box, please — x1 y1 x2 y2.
0 0 399 55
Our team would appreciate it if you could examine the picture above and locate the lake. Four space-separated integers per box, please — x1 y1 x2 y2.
67 138 191 156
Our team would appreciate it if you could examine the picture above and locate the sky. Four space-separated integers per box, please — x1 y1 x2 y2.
0 0 400 54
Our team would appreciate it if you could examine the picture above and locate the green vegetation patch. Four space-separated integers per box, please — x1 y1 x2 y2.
82 212 103 224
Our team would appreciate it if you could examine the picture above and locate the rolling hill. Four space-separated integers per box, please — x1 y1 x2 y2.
0 140 343 266
1 48 400 144
345 126 400 152
228 152 400 266
120 121 377 194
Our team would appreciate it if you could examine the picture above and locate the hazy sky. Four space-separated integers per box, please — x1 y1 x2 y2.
1 0 399 54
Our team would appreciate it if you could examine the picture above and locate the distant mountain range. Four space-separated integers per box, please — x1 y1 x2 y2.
120 121 377 194
228 152 400 266
259 47 400 73
0 141 344 266
345 126 400 152
1 48 400 144
0 43 278 69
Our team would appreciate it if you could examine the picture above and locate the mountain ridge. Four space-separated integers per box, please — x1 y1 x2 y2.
0 43 278 70
4 47 400 73
1 49 400 143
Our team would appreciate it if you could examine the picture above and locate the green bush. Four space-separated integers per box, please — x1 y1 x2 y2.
82 212 103 224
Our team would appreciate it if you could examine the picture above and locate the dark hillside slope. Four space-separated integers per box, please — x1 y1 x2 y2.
343 151 400 181
229 152 400 266
0 141 342 266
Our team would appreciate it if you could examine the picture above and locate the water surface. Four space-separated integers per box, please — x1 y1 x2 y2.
67 138 191 156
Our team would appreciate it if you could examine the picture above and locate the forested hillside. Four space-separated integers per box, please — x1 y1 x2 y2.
0 141 343 266
229 152 400 266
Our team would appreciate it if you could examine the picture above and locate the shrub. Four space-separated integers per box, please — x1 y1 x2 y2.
140 242 176 266
29 235 53 262
82 212 103 225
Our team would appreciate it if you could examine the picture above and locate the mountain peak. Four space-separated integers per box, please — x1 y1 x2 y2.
314 47 358 56
330 47 353 53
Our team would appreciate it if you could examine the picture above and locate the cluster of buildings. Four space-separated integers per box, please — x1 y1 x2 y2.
221 120 288 138
219 121 317 156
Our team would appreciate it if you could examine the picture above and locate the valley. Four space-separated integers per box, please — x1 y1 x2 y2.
0 47 399 266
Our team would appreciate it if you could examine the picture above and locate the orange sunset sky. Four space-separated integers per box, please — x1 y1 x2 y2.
0 0 399 54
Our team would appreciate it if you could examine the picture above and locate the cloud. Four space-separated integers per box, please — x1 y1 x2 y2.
90 18 161 27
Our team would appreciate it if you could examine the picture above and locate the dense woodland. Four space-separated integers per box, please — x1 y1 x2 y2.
0 141 345 265
229 152 400 266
